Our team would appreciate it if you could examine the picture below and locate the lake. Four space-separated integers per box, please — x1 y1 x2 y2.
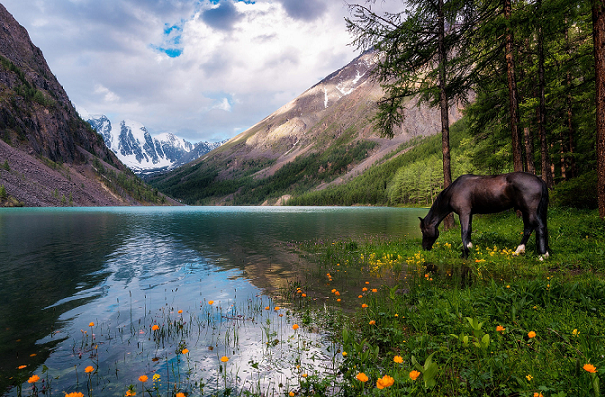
0 206 425 396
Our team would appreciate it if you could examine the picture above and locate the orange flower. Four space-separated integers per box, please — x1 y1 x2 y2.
89 322 95 327
301 293 307 297
534 393 544 397
335 291 340 296
358 295 363 298
362 303 368 308
583 363 597 373
301 373 308 378
178 310 183 314
393 355 403 364
274 306 281 311
289 392 295 397
376 375 395 389
139 375 148 382
265 306 270 310
65 393 84 397
220 356 229 362
369 320 376 325
292 324 299 330
337 298 341 302
182 348 189 354
18 365 27 369
152 324 159 331
355 373 369 382
85 366 94 373
528 331 536 339
208 300 214 305
365 281 370 285
28 375 40 383
176 393 185 397
362 287 368 292
409 370 421 381
371 289 377 293
496 325 505 332
125 390 136 396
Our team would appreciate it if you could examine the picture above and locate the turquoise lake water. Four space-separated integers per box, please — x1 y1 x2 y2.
0 206 425 396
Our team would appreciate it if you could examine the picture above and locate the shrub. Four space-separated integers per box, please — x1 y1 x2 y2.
551 171 598 209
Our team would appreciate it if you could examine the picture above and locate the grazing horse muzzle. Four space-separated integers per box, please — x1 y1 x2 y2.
419 217 438 251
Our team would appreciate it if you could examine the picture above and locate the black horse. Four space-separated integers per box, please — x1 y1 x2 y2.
419 172 549 259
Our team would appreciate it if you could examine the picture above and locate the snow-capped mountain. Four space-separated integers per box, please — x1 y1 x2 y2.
85 115 222 174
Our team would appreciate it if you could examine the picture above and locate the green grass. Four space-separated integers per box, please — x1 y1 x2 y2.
289 207 605 396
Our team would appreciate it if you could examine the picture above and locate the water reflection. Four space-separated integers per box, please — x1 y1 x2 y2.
0 206 424 396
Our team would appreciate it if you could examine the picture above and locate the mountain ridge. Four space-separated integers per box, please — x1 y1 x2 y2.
0 4 169 206
85 114 224 175
149 50 464 205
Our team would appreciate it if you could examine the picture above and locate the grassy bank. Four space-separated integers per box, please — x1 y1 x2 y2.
290 207 605 396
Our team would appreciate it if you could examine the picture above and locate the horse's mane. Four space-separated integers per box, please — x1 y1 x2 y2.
426 184 452 225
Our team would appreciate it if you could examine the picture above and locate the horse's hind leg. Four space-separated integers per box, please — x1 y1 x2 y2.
535 216 549 256
515 212 535 255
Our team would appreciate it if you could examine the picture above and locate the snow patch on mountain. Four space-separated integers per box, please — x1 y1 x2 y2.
84 114 222 174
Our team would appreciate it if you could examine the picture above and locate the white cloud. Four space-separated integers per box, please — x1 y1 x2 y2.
2 0 359 142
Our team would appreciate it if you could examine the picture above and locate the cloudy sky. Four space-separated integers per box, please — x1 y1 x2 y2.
2 0 366 143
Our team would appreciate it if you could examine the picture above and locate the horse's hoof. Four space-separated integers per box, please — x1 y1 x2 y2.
514 244 526 256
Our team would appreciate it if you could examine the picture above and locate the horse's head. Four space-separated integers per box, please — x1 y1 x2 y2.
419 217 439 251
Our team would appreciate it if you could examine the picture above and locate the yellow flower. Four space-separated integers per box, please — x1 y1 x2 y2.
583 363 598 373
292 324 299 330
28 375 40 383
220 356 229 362
342 351 348 357
526 374 533 381
181 348 189 354
355 373 369 382
85 366 94 373
65 393 85 397
152 374 161 381
208 300 214 305
376 375 394 389
393 355 403 364
409 370 421 381
572 329 580 336
528 331 536 339
496 325 505 332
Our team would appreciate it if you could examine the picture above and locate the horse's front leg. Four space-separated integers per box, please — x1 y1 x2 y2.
459 212 473 258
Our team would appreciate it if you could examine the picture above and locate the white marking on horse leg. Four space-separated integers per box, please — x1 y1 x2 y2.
466 242 473 249
514 244 526 256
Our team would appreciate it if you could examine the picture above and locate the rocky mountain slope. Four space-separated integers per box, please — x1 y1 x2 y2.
85 114 224 175
0 4 167 207
149 50 464 205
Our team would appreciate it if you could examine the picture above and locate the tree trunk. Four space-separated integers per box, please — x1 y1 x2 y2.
594 0 605 218
504 0 523 172
537 1 553 187
438 0 454 230
524 126 535 174
565 24 577 179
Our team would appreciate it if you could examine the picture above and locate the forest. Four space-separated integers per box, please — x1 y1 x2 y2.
341 0 604 215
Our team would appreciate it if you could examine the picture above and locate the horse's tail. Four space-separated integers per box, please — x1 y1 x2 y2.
537 178 549 252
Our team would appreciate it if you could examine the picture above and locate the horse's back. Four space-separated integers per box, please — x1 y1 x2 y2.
448 172 544 214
